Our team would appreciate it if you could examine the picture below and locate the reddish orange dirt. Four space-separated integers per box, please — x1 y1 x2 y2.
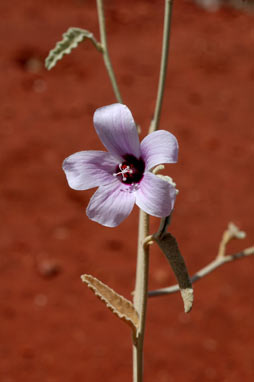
0 1 253 381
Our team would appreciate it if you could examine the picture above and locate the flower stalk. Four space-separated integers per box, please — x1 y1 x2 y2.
149 0 173 134
96 0 123 103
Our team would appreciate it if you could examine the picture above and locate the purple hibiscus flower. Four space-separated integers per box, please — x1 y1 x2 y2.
62 103 178 227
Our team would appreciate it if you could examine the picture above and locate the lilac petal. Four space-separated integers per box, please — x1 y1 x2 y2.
140 130 178 170
135 172 176 217
86 181 136 227
93 104 140 160
62 151 117 190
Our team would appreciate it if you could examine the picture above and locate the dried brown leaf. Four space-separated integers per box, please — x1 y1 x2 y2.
154 233 194 313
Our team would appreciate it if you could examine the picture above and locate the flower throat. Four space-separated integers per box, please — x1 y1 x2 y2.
113 154 145 184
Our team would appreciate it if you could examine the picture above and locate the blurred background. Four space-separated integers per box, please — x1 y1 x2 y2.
0 0 253 381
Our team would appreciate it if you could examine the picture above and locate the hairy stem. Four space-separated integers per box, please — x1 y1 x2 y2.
149 0 173 133
132 2 175 380
133 210 150 382
96 0 123 103
149 246 254 297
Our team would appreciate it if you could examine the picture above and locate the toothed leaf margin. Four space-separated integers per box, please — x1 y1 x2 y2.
45 27 102 70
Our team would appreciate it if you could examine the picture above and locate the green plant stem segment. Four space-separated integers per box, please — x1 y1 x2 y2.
133 210 150 382
149 0 173 133
96 0 123 103
133 1 174 380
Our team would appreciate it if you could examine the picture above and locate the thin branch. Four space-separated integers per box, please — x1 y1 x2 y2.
96 0 123 103
148 221 253 299
149 0 173 133
148 246 254 297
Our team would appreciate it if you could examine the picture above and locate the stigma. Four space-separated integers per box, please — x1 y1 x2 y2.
113 164 133 182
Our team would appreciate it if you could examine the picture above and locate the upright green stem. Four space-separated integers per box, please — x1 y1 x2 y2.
132 3 174 380
133 210 150 382
149 0 173 133
96 0 123 103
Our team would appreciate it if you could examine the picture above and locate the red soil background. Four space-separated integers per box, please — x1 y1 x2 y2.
0 0 253 381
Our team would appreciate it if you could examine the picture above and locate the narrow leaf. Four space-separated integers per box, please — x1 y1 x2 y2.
154 233 193 313
45 27 102 70
81 274 139 334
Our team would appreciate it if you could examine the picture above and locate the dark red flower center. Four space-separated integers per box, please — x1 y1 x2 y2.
113 154 145 184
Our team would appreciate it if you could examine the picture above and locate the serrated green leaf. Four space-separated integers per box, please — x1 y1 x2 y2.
45 27 102 70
